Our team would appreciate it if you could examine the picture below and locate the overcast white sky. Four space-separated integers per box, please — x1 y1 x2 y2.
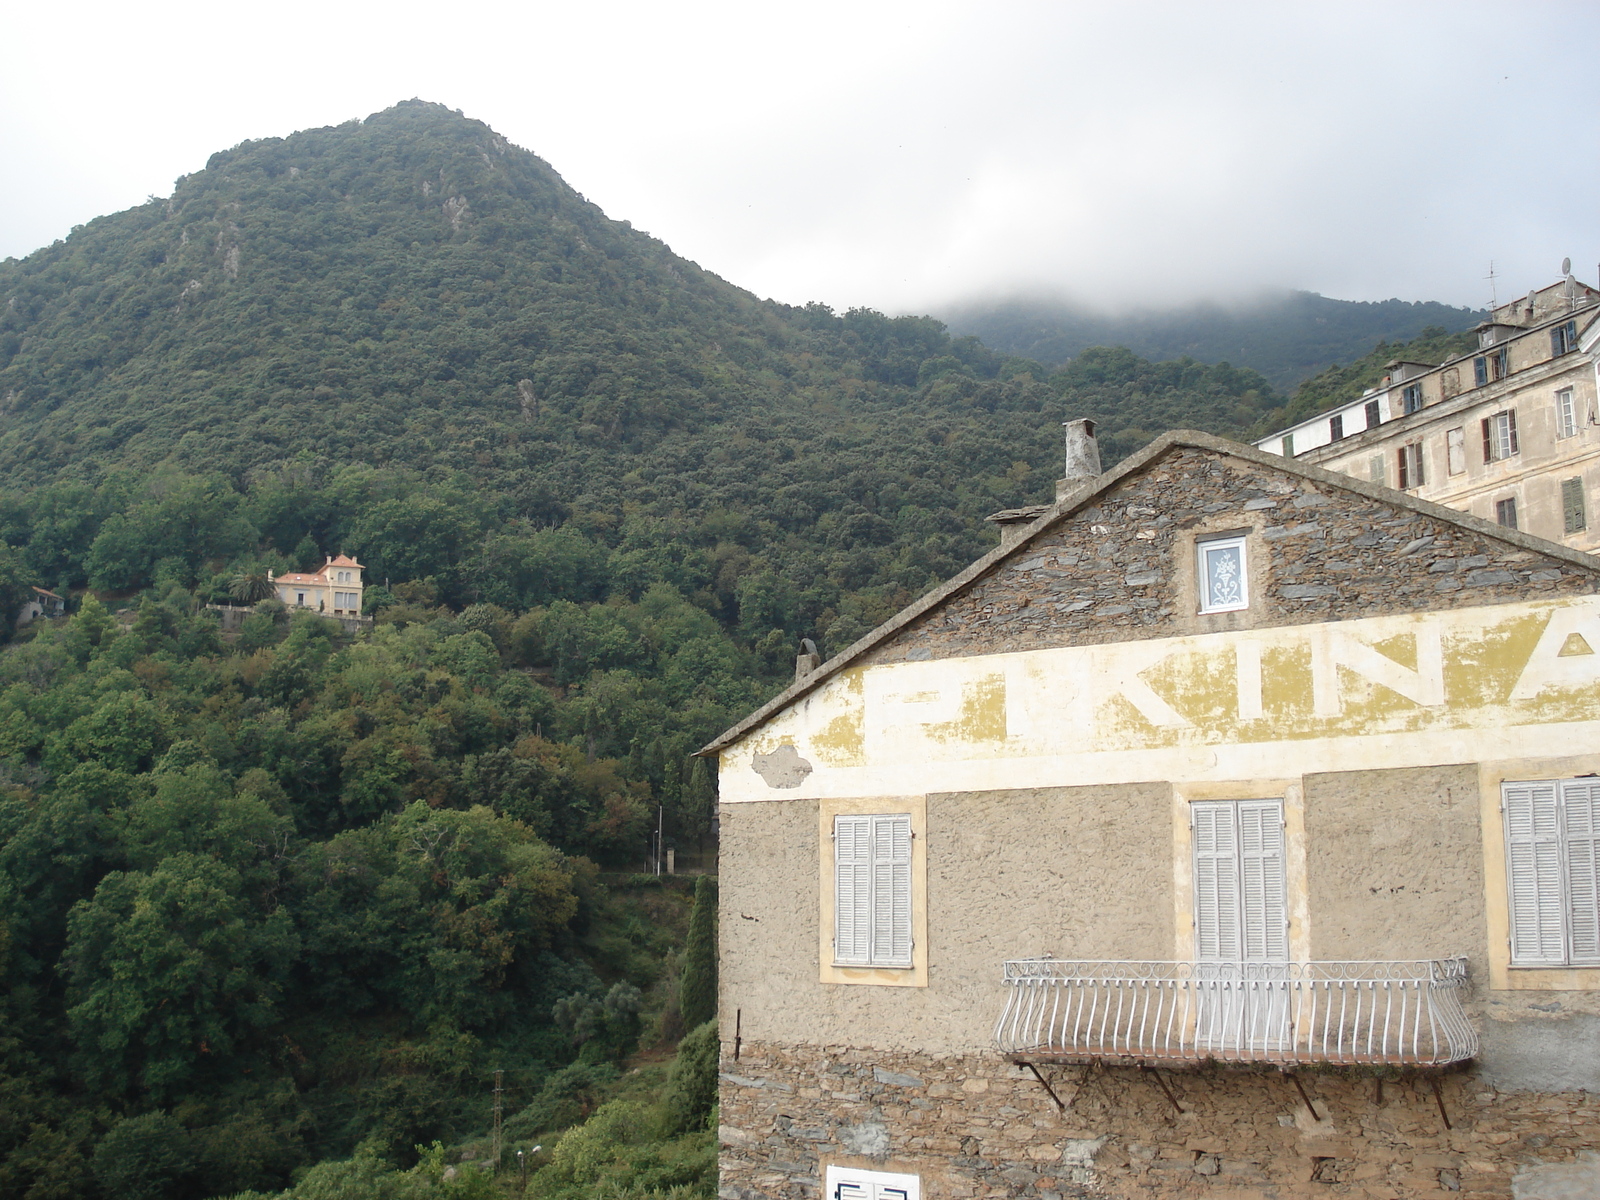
3 1 1596 315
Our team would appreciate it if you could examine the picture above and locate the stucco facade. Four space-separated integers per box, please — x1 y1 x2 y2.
706 431 1600 1199
270 553 365 615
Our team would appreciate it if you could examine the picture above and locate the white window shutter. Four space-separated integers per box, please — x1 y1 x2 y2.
1561 781 1600 964
1237 800 1288 962
1504 783 1566 964
834 815 872 965
872 814 913 967
1191 802 1240 961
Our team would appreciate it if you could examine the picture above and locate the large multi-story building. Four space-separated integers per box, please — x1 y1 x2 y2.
1256 278 1600 552
705 425 1600 1200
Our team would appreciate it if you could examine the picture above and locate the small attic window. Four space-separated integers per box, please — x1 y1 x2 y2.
1198 534 1248 614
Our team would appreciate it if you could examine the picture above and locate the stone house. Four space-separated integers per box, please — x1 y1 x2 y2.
1256 277 1600 553
270 554 365 616
16 585 66 626
702 425 1600 1200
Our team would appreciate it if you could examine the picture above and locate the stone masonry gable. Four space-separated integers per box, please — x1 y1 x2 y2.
699 430 1600 756
863 443 1600 667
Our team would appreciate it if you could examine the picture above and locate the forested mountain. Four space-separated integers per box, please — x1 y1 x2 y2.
0 101 1304 1197
940 290 1483 390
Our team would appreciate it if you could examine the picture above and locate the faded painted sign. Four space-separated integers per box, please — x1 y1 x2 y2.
723 596 1600 802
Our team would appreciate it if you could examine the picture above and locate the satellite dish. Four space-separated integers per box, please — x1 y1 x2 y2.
1562 256 1572 275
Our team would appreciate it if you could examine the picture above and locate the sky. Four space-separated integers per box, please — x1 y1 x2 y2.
3 0 1597 316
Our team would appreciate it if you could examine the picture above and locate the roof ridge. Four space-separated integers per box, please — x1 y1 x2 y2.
695 429 1600 757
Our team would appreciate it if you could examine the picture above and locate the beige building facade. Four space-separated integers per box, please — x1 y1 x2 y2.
270 554 365 615
1256 279 1600 554
706 430 1600 1199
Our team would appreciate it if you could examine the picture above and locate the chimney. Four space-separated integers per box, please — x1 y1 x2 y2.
1057 418 1101 500
794 637 822 682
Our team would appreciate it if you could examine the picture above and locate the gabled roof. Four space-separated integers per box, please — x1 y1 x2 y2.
697 429 1600 757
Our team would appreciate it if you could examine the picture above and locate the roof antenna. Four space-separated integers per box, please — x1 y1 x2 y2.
1484 260 1498 308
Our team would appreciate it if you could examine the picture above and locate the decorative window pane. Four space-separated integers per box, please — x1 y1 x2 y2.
1198 536 1248 613
1446 427 1466 475
1368 455 1385 484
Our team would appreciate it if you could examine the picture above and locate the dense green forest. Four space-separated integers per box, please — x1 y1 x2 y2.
0 99 1451 1197
942 289 1482 391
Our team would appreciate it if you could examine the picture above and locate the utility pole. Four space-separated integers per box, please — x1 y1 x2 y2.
492 1069 503 1172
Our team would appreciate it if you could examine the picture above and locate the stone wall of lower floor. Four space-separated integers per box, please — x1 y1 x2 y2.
718 1042 1600 1199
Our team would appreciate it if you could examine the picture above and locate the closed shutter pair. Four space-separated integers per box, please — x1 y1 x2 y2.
834 814 912 967
1504 781 1600 965
1192 799 1288 963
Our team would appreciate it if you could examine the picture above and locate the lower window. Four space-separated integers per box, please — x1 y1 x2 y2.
1503 779 1600 966
826 1165 921 1200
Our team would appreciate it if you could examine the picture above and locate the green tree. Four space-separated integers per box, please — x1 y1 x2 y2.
678 875 717 1031
663 1019 719 1135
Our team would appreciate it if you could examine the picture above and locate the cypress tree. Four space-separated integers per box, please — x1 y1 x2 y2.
679 875 718 1031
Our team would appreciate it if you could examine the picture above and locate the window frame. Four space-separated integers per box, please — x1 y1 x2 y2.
1552 319 1579 356
1503 779 1600 967
1401 383 1423 415
825 1165 921 1200
1495 497 1519 530
1364 398 1382 430
1446 427 1466 476
1483 410 1519 462
833 812 913 968
1398 441 1425 489
1196 534 1249 615
1555 388 1578 440
1329 413 1344 441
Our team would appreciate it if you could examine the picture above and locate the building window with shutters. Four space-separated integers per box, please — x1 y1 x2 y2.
1495 497 1518 530
1502 780 1600 967
1191 798 1290 1050
1398 442 1425 489
1401 383 1423 415
1555 388 1578 439
1563 478 1587 534
825 1165 921 1200
1483 410 1518 462
820 799 926 985
1446 427 1466 476
1364 398 1382 430
1329 413 1344 441
1551 319 1579 356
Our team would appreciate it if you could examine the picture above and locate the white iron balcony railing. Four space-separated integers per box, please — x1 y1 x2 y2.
995 959 1476 1068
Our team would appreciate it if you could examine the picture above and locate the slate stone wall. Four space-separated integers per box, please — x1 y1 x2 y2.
719 1042 1600 1199
865 447 1598 667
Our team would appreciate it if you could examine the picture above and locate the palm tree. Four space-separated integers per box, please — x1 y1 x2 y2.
229 569 276 605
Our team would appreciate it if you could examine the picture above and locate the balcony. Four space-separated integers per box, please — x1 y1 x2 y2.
995 959 1476 1068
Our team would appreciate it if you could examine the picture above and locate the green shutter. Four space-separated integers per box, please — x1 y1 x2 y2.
1563 478 1587 534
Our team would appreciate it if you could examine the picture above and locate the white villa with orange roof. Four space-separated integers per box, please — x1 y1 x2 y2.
270 555 365 615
